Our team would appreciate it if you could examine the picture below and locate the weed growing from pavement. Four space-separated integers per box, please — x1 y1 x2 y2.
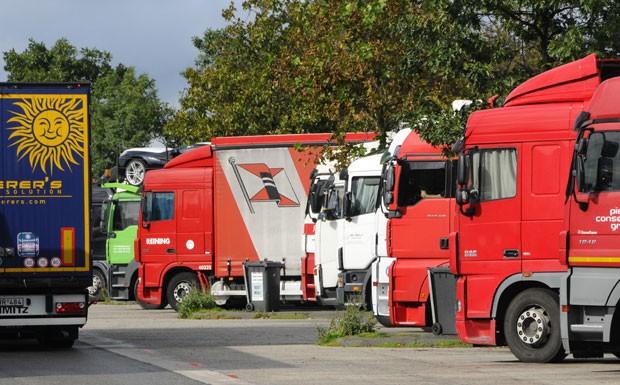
177 288 221 319
317 305 377 345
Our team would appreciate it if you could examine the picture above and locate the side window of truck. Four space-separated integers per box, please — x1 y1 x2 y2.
349 177 380 216
473 148 517 201
113 201 140 231
397 161 447 206
147 192 174 222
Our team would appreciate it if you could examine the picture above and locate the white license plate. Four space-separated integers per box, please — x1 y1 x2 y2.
0 297 30 315
0 297 24 306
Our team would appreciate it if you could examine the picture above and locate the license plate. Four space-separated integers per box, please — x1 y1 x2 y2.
0 297 29 315
0 297 24 306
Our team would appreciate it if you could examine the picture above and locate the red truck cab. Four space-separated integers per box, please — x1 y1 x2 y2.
452 54 620 362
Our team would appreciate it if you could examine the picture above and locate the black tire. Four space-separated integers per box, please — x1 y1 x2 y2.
504 288 566 363
133 278 166 310
376 315 393 327
432 322 443 335
166 272 199 312
124 159 147 186
88 269 106 301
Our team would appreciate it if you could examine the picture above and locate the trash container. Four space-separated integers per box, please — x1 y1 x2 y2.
427 266 458 335
244 260 283 312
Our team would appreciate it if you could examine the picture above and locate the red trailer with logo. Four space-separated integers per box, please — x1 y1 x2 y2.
451 54 620 362
135 133 373 310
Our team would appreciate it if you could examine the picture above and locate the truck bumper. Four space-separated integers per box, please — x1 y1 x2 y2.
0 293 88 327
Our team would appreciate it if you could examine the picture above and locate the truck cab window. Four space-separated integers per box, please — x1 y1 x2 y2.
397 161 447 206
145 192 174 222
581 131 620 192
471 148 517 202
112 201 140 231
349 177 380 216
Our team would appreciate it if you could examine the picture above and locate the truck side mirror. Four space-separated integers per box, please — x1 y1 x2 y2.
456 189 469 205
456 188 477 217
343 191 352 220
457 156 468 186
101 200 111 235
576 137 589 156
323 188 340 220
141 195 150 228
382 163 395 207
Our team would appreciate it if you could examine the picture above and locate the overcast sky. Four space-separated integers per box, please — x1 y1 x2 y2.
0 0 234 107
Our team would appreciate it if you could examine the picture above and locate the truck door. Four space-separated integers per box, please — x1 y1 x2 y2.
176 169 213 264
139 190 177 286
107 197 140 265
343 175 381 270
569 129 620 267
457 145 521 318
316 183 344 296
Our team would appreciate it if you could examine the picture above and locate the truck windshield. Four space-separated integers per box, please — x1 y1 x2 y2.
581 131 620 192
470 149 517 202
113 201 140 231
397 161 447 206
350 177 380 216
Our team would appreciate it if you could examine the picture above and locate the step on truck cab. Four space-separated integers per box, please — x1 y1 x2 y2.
451 54 620 362
136 133 373 311
0 83 91 347
371 130 456 327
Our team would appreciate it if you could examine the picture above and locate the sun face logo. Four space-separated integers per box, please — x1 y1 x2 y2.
7 97 85 174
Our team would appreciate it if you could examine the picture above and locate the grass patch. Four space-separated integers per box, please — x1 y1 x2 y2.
253 312 309 320
177 288 220 319
317 305 377 345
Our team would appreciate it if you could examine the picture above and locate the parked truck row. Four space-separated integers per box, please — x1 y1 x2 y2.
16 53 618 361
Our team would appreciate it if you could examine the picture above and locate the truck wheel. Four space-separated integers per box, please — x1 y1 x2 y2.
167 272 199 312
88 269 106 301
504 288 566 363
125 159 146 186
133 279 166 310
376 315 393 327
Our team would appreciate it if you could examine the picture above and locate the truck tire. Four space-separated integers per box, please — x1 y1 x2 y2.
133 279 166 310
376 315 393 327
167 272 199 312
504 288 566 363
88 269 106 301
125 159 146 186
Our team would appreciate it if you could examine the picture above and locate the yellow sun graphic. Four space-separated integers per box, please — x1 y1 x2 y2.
7 97 85 174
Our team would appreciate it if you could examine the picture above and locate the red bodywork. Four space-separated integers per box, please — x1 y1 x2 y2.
386 132 455 326
452 54 620 345
135 133 373 306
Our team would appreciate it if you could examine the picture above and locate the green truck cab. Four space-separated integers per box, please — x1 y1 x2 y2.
91 182 143 303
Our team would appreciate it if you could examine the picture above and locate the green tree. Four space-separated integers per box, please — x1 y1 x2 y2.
171 0 620 159
3 38 173 176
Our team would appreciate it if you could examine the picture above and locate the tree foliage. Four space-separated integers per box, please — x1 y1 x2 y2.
3 38 173 176
169 0 620 160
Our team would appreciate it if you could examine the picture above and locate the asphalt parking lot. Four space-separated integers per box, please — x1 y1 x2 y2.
73 303 620 385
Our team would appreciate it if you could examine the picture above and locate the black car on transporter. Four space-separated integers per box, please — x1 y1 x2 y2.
118 143 208 186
